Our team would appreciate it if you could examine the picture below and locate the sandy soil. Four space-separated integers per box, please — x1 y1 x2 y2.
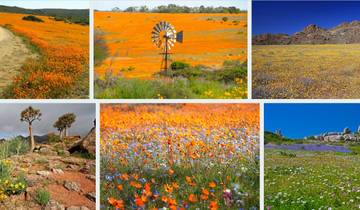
0 26 36 89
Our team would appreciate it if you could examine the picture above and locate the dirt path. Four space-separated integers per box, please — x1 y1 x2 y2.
0 26 36 88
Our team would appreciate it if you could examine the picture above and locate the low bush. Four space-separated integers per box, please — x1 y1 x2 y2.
22 15 44 22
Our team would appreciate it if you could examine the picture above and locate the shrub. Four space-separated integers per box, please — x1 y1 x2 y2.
170 61 190 70
0 137 29 159
22 15 44 22
222 17 229 22
34 188 50 206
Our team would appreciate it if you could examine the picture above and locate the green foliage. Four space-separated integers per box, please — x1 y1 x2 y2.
265 149 360 209
94 30 109 66
264 131 295 145
170 61 190 70
349 144 360 155
121 4 244 13
279 151 296 157
0 160 12 179
72 151 95 160
95 60 247 99
95 76 242 99
222 17 229 22
22 15 44 22
48 135 61 143
0 137 30 159
34 188 50 206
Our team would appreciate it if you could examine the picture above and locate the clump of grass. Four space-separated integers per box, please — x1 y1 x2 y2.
34 188 50 206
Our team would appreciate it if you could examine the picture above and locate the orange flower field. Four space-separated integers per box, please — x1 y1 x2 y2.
0 12 89 98
100 104 259 209
95 12 247 79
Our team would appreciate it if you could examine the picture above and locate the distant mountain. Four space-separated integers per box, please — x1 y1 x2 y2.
0 5 89 25
14 135 48 143
253 21 360 45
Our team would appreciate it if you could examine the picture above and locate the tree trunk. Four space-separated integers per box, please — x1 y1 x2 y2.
29 124 35 152
64 128 67 138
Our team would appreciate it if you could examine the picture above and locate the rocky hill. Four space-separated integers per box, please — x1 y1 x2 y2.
253 21 360 45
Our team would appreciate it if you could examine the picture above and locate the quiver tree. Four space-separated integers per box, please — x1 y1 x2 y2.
53 113 76 139
20 106 42 152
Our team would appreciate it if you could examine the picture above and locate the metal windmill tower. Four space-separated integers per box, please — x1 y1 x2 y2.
151 21 183 72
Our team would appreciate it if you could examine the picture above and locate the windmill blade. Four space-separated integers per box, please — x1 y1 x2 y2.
154 24 161 33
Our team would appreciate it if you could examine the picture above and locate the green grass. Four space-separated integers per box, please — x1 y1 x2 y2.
0 137 30 159
34 188 50 206
95 61 247 99
265 149 360 209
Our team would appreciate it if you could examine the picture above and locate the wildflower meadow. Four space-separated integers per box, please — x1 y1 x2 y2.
100 104 259 209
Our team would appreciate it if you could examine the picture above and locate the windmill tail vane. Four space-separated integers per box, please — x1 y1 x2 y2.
151 21 183 71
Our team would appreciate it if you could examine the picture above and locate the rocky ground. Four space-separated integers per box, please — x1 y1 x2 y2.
0 145 95 210
0 127 96 210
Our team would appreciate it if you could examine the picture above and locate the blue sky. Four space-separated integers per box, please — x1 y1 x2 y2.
265 104 360 139
0 0 89 9
253 1 360 35
93 0 246 11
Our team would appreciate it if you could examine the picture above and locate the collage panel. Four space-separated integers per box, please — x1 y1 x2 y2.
0 0 89 99
264 103 360 209
0 103 96 209
100 103 259 209
252 1 360 99
94 0 248 99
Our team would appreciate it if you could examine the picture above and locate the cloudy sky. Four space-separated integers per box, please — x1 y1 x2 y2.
0 103 95 139
93 0 246 11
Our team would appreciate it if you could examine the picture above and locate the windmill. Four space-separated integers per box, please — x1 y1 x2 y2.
151 21 183 72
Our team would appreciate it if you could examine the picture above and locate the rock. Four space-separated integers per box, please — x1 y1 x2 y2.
66 164 79 170
86 192 96 202
86 175 95 181
64 181 80 192
37 170 51 176
66 206 89 210
253 21 360 45
68 127 95 155
51 168 64 174
45 200 65 210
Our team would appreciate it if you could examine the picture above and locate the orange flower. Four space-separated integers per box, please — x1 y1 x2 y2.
121 173 129 180
167 198 177 206
209 200 218 210
108 197 124 209
130 181 142 189
172 182 179 189
161 196 168 203
143 182 152 197
188 194 197 203
168 169 174 175
135 194 146 207
117 184 123 191
209 181 216 188
200 194 209 200
202 188 209 195
164 184 173 193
